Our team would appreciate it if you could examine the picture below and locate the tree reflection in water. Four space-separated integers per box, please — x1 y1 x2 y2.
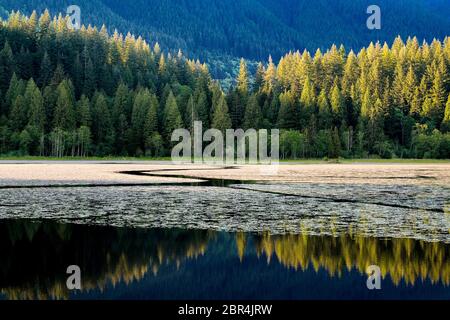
0 220 448 300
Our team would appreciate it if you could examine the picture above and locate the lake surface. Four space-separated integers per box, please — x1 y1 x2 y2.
0 181 449 300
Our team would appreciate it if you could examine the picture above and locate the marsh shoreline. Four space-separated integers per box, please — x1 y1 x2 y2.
0 161 449 187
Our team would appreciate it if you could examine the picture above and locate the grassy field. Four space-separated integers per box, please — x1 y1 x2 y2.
0 156 448 164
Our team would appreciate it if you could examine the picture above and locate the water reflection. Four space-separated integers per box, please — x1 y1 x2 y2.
0 220 448 300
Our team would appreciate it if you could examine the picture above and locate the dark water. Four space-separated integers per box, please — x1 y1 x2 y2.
0 219 449 300
0 170 449 300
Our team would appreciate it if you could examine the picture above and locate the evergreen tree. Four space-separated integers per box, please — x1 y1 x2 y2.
330 80 344 123
53 80 76 130
243 94 263 130
317 88 332 128
253 62 265 93
277 91 298 129
144 94 159 137
77 95 91 127
131 89 152 152
328 127 341 158
3 73 23 116
0 41 15 94
212 94 232 133
236 58 249 95
50 64 66 87
164 91 183 140
10 95 27 133
185 94 197 132
83 55 96 97
442 94 450 132
300 76 316 112
39 51 53 87
426 68 447 124
92 92 114 155
263 56 277 94
194 88 209 128
26 79 45 132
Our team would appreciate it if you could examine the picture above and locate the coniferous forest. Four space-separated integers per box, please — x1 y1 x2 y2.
0 11 449 159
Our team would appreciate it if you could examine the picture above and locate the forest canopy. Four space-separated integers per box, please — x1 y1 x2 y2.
0 10 449 159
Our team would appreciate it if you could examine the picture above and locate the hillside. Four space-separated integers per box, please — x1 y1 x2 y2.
1 0 449 82
0 11 449 160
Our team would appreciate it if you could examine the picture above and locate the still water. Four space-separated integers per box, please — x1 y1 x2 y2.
0 182 449 300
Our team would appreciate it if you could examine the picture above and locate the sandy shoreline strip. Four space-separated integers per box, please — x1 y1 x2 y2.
0 162 449 187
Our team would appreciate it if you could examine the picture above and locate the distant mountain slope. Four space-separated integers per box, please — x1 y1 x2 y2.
1 0 449 83
1 0 449 60
257 0 450 52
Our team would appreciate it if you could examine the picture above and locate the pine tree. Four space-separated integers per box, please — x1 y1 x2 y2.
317 88 332 128
277 91 298 129
26 79 45 132
164 91 183 140
83 56 96 97
27 10 38 33
342 51 359 95
361 89 372 119
3 73 24 116
0 41 15 94
10 95 27 133
426 68 447 124
72 54 83 97
153 42 161 56
328 127 341 158
53 80 76 130
300 76 316 112
409 87 422 118
39 51 53 87
185 94 197 132
210 82 223 114
263 56 277 94
38 9 51 35
229 90 244 128
253 62 265 93
131 89 152 152
92 92 114 155
16 46 32 80
77 95 91 127
330 80 344 121
144 94 159 137
403 65 417 107
113 83 131 123
243 94 263 130
212 94 232 133
236 58 249 95
50 64 66 87
442 94 450 132
421 96 433 119
77 126 92 157
194 88 209 128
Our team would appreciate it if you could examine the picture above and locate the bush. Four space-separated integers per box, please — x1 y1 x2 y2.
280 130 305 159
412 130 450 159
